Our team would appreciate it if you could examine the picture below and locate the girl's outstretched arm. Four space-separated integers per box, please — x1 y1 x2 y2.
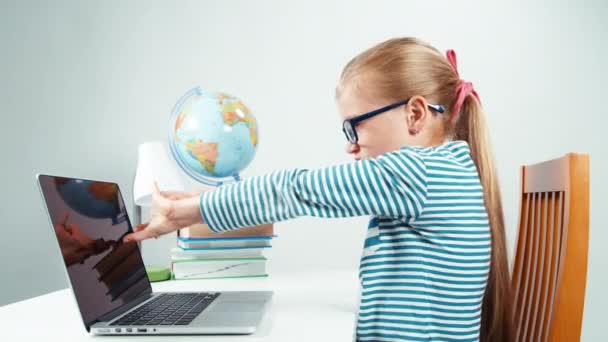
123 149 428 242
201 149 428 232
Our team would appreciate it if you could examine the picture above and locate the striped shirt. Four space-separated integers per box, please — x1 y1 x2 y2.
199 140 490 341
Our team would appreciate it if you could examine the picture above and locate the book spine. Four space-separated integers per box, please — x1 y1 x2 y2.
173 274 269 280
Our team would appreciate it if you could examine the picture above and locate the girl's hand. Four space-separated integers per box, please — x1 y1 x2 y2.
123 182 181 242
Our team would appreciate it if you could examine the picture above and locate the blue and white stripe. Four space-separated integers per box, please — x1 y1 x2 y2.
200 140 489 341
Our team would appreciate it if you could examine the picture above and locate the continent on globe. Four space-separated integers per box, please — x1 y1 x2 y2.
184 139 219 174
175 112 185 132
217 93 258 147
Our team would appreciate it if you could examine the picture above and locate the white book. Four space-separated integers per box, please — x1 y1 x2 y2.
170 247 266 260
172 258 267 280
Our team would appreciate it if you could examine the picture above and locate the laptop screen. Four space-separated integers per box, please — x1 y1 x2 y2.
37 175 152 328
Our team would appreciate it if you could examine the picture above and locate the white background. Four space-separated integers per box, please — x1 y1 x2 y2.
1 1 606 340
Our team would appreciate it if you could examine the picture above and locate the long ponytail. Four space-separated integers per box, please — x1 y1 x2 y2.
455 95 514 342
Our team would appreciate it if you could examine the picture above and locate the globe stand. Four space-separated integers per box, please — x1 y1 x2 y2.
210 174 240 187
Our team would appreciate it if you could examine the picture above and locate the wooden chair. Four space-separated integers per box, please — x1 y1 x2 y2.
511 153 590 342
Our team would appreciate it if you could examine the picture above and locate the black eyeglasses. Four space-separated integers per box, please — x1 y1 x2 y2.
342 98 445 144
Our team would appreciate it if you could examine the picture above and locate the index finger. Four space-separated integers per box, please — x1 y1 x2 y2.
122 229 157 243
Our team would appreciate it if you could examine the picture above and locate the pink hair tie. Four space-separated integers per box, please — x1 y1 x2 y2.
446 49 480 122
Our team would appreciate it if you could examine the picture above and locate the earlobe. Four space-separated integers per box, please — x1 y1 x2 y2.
406 114 419 136
404 109 416 134
403 107 415 132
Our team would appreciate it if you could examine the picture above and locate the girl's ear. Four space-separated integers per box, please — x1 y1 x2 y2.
405 95 430 132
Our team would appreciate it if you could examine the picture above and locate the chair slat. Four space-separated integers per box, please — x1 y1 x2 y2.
530 192 549 341
515 192 536 341
513 192 530 304
521 192 542 341
536 191 555 341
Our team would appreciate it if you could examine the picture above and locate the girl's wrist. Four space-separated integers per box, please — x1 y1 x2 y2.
168 195 204 228
190 190 202 198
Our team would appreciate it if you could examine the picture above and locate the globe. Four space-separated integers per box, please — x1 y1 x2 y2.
168 87 259 186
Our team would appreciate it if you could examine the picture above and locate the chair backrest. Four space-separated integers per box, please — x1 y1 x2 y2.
511 153 589 342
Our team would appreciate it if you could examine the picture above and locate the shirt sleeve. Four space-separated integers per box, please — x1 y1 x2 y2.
199 149 428 232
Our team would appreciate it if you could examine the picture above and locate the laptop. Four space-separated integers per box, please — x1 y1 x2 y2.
36 174 273 335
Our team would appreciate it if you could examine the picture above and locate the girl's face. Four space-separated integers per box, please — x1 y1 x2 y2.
337 86 413 160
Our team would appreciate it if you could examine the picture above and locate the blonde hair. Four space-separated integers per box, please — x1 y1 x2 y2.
338 37 514 342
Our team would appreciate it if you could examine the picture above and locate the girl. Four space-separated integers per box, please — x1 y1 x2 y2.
124 37 513 342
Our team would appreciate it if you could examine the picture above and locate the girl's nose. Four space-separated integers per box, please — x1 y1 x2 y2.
346 142 360 154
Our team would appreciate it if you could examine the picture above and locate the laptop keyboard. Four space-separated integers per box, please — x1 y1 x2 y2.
110 292 220 326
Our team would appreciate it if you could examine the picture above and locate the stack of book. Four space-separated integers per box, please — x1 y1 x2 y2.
171 223 275 280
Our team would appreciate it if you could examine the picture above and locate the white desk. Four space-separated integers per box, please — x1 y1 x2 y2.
0 270 359 341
